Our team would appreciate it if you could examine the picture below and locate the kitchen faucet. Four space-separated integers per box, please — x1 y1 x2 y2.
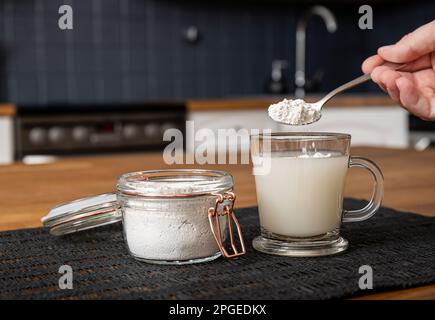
295 5 337 98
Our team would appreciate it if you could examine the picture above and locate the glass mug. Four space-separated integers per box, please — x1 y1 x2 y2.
250 132 383 256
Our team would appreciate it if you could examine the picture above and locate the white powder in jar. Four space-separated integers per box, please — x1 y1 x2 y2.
122 191 227 262
268 98 321 125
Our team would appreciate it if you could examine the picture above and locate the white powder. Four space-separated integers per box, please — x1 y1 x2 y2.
298 152 332 159
268 98 321 125
122 190 227 262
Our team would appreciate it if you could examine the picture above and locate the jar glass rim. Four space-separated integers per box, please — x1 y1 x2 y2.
251 132 351 141
117 169 234 197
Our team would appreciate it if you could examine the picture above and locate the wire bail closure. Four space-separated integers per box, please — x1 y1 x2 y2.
208 192 246 259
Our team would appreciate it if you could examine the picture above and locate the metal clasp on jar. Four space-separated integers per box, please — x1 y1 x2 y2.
208 192 246 258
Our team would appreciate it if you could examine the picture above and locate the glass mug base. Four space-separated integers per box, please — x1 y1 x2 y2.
252 230 348 257
129 251 222 265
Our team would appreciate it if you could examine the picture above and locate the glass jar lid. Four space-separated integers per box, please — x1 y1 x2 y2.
41 193 121 236
117 169 234 197
42 169 234 236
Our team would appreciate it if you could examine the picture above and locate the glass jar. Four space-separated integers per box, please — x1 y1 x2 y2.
42 169 246 265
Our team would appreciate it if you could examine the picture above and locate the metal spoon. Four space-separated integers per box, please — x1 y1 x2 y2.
271 62 406 126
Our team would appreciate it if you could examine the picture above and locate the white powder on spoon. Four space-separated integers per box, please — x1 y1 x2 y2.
268 98 321 125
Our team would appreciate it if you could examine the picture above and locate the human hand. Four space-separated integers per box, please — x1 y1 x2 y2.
362 20 435 121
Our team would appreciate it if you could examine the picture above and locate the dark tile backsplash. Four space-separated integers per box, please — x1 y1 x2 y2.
0 0 433 104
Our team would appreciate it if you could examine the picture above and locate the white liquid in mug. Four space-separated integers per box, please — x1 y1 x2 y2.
254 152 349 238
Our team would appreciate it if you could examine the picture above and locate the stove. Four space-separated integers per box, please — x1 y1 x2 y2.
14 103 186 160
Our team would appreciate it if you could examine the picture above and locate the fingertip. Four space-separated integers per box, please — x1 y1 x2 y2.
371 67 387 92
396 77 420 110
396 76 413 92
379 41 423 63
377 45 393 57
380 69 400 85
361 57 372 73
381 70 401 101
362 55 383 74
378 44 404 62
361 60 370 74
378 44 409 63
370 66 381 83
370 65 389 84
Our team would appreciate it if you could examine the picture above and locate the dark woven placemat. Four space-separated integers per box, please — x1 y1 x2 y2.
1 198 435 300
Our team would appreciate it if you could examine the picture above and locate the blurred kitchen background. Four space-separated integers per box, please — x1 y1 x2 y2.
0 0 434 164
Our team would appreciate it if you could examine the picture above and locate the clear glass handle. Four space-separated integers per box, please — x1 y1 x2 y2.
342 156 384 223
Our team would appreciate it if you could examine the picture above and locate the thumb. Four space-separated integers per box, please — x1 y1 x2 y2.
378 20 435 63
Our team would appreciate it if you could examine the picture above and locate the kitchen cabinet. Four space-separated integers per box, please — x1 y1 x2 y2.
188 105 409 153
286 106 409 148
0 116 14 164
187 110 277 154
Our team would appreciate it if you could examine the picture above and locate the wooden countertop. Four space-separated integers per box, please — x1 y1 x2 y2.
0 95 396 115
187 94 397 111
1 147 434 299
0 103 16 116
